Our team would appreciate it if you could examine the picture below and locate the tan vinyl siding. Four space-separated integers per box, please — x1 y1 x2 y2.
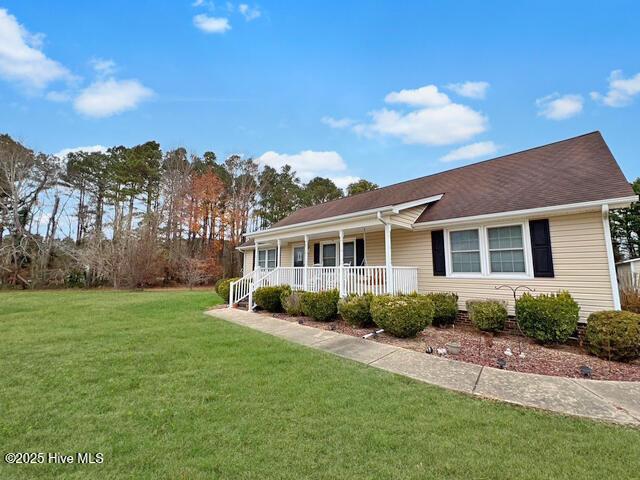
280 245 293 267
390 205 427 229
243 251 254 274
240 211 615 321
388 211 614 321
364 230 385 265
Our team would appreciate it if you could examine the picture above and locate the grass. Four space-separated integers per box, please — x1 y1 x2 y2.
1 290 639 479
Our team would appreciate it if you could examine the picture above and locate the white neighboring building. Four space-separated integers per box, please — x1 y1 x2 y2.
617 258 640 289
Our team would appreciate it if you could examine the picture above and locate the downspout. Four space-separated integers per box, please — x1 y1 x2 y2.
602 204 622 310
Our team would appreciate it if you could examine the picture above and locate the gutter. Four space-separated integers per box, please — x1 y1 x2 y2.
412 195 638 230
247 193 443 238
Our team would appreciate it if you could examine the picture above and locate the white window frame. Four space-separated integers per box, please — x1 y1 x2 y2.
320 241 338 267
257 247 277 269
319 237 358 267
444 220 534 280
445 227 484 278
342 240 356 266
486 223 528 276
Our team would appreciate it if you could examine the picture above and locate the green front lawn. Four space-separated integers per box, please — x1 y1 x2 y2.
1 290 638 479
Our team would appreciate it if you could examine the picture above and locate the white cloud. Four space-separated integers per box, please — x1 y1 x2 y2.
90 58 116 76
446 81 490 99
330 175 360 189
73 79 153 118
384 85 450 107
54 145 108 159
590 70 640 107
321 116 355 129
439 141 499 163
257 150 349 182
0 8 74 91
192 0 205 6
536 93 583 120
238 4 261 21
362 103 488 146
193 14 231 33
331 84 488 146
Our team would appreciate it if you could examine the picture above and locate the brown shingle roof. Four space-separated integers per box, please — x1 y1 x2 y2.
264 132 634 230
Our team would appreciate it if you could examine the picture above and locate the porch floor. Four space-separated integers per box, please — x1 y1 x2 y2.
206 307 640 426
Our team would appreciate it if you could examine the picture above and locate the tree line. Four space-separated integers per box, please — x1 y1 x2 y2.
0 134 378 289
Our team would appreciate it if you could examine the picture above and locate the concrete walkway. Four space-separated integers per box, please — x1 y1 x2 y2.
205 307 640 426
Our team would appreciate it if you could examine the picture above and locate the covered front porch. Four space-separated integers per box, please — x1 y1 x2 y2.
232 217 419 307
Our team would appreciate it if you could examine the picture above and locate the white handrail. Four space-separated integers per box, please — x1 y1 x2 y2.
231 265 419 309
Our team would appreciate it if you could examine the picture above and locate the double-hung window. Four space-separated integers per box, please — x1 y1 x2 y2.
343 241 355 266
322 244 337 267
258 248 277 269
487 225 525 273
450 229 481 273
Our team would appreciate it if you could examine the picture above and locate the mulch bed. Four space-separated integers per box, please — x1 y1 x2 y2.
271 313 640 381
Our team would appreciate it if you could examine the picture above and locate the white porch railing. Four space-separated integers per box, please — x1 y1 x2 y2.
228 267 274 307
230 266 419 309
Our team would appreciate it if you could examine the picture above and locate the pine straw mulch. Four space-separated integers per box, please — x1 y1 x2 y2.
271 313 640 382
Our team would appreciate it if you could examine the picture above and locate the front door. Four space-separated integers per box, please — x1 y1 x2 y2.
293 246 305 267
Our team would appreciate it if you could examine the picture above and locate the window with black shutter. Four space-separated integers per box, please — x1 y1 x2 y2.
431 230 446 276
529 219 554 277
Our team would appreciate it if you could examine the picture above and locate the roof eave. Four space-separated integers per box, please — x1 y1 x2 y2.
248 194 443 238
413 195 638 229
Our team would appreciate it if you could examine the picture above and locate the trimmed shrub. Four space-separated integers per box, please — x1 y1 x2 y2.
254 285 291 312
426 292 459 326
585 310 640 362
281 289 304 316
301 290 340 321
466 300 507 332
516 291 579 344
216 277 239 303
338 294 373 327
370 294 434 338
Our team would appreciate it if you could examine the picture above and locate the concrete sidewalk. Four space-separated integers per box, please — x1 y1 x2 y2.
205 307 640 426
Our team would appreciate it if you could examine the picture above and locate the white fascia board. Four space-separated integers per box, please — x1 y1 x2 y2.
413 196 638 230
248 194 444 239
390 194 443 213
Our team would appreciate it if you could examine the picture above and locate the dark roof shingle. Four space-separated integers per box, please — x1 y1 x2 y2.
267 132 634 229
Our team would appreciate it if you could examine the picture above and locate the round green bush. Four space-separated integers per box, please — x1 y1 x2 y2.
216 277 239 303
254 285 290 312
301 290 340 321
370 294 434 338
338 294 373 327
466 300 507 332
585 310 640 362
516 291 579 344
426 292 459 326
281 289 304 316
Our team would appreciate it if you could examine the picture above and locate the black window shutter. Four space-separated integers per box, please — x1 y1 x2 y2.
252 250 256 270
313 243 320 265
356 238 365 266
529 219 554 277
431 230 446 276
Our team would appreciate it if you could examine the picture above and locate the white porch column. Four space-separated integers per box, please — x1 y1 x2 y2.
339 230 345 296
384 223 393 294
276 238 281 285
254 241 259 278
303 234 309 290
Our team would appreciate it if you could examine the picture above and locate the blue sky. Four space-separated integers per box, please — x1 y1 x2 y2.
1 0 639 188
